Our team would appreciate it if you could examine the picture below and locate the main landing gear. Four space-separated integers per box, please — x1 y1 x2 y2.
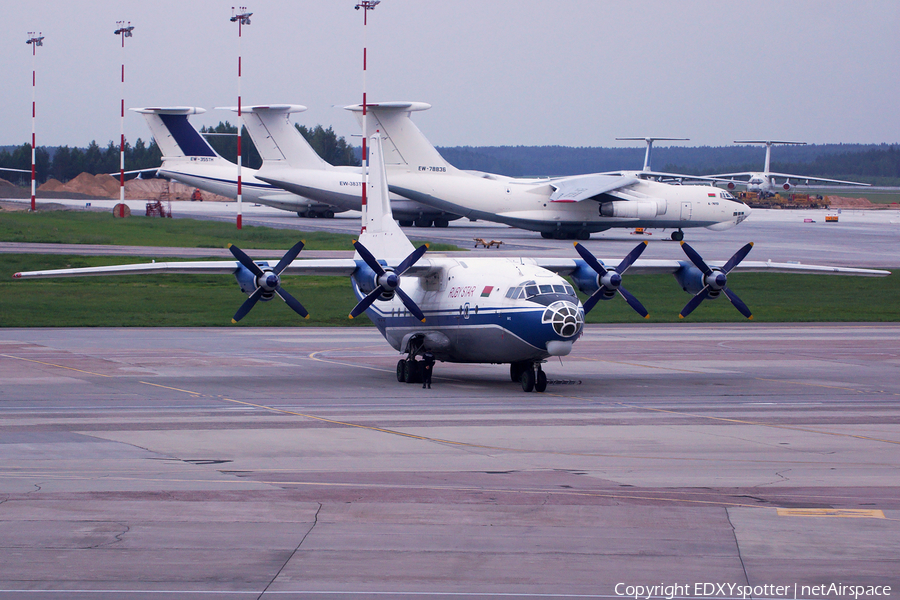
510 361 548 393
396 357 424 384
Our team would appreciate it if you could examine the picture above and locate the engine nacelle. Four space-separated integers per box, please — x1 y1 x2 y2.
233 262 275 301
570 260 601 295
673 263 706 295
727 181 736 190
600 200 663 219
782 181 792 191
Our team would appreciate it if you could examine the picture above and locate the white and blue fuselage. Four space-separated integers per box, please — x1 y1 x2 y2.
352 257 584 363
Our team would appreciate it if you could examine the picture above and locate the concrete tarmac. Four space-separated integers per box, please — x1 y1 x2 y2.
1 325 898 598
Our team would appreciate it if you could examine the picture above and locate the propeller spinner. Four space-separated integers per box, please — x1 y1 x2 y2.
229 241 309 323
678 241 753 319
349 240 429 322
574 241 649 318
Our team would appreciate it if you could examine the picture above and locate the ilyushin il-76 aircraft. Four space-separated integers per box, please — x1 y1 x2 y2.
227 104 462 228
133 106 347 218
341 102 750 241
13 134 889 392
713 141 871 196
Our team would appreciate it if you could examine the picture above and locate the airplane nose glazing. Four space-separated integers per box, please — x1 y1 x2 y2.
542 301 584 338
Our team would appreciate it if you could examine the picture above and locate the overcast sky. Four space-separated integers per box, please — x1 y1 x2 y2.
2 0 898 150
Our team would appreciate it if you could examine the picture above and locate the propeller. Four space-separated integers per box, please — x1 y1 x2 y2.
679 241 753 319
229 240 308 323
574 241 649 318
349 241 429 322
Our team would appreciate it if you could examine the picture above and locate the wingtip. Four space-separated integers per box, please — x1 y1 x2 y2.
12 273 21 279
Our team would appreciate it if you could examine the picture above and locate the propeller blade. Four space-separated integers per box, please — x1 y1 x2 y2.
228 244 264 278
618 287 649 319
232 287 264 323
573 242 608 276
274 286 309 319
616 241 648 273
352 240 386 277
723 287 753 319
680 241 712 276
721 242 754 274
679 287 710 319
582 291 604 315
349 286 384 319
273 240 305 275
395 287 426 322
395 244 429 276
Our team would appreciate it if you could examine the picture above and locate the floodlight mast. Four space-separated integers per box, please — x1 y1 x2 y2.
354 0 380 233
26 32 44 212
230 7 252 230
114 22 135 217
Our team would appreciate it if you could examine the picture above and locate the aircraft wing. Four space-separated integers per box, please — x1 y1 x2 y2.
548 174 639 202
534 258 890 278
13 259 362 280
708 172 753 181
766 172 871 186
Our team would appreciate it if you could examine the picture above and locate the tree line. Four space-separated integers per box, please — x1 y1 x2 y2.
0 123 359 186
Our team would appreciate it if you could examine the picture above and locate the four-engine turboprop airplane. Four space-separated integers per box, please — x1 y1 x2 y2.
13 133 890 392
133 106 346 218
713 141 871 196
234 104 462 227
325 102 750 241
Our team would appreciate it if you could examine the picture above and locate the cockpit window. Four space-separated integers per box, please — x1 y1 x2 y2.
509 280 579 300
720 191 735 200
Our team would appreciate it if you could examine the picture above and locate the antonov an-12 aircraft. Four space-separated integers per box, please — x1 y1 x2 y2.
713 141 871 196
13 133 889 392
133 106 346 218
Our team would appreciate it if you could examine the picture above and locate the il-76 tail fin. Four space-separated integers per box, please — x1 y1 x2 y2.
219 104 334 171
345 101 457 173
131 107 222 160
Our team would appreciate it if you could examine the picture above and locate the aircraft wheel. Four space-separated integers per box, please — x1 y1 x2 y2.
671 230 684 241
296 211 310 218
540 232 553 239
535 369 547 393
415 218 433 228
520 368 535 392
323 210 335 219
510 361 528 382
577 231 590 240
404 360 420 383
398 220 414 227
396 359 407 382
433 218 450 228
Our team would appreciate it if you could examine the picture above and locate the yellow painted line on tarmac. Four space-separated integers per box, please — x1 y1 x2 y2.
0 354 114 378
615 402 900 446
138 381 205 397
777 508 885 519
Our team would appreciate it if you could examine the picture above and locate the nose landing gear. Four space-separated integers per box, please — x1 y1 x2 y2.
511 361 548 393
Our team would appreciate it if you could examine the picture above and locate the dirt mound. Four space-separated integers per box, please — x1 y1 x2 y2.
38 173 121 198
125 178 231 202
0 178 17 190
825 196 876 208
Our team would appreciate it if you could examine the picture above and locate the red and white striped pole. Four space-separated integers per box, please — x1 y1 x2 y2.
114 22 134 218
230 7 252 230
26 32 44 213
355 0 380 233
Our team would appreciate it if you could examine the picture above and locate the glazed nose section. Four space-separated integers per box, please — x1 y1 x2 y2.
542 300 584 339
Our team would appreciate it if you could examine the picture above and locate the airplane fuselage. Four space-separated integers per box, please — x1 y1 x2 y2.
353 257 584 363
158 158 345 216
386 169 750 237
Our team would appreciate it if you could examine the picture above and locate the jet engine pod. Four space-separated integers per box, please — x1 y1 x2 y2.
600 200 662 219
727 181 736 190
782 181 792 191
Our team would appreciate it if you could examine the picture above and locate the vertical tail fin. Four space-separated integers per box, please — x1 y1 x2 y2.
219 104 334 170
357 133 414 258
345 101 457 173
131 107 220 159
